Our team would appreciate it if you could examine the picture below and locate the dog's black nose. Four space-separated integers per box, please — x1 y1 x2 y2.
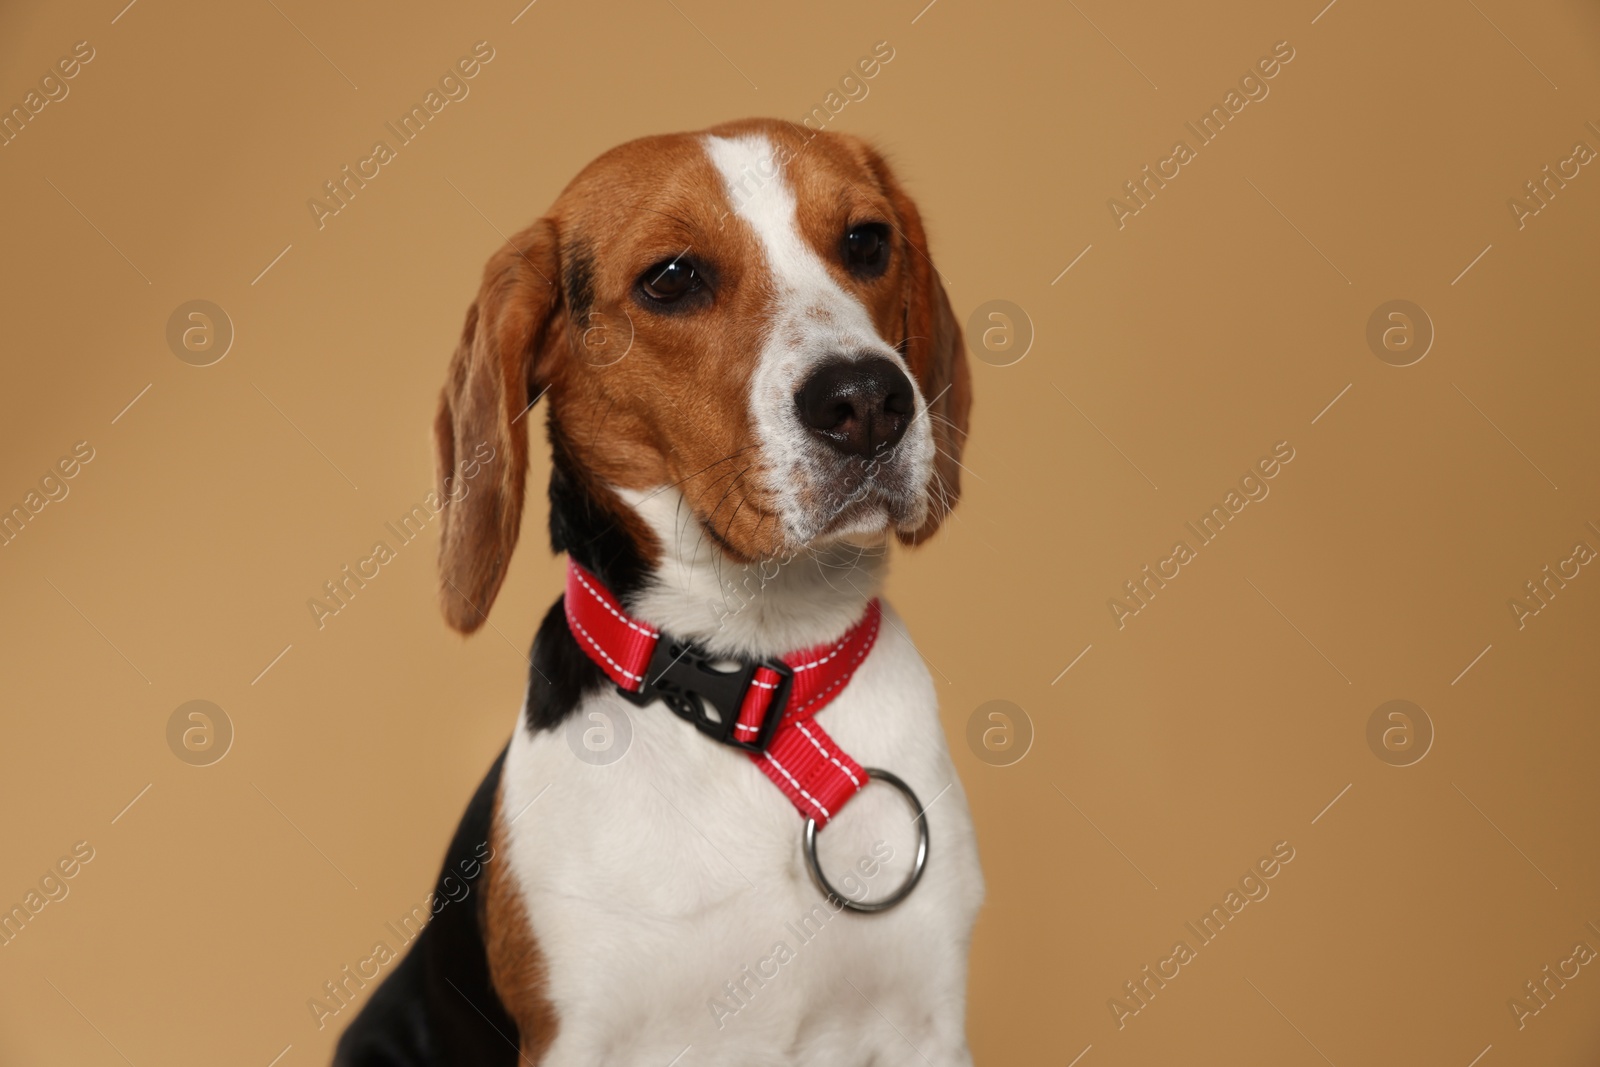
795 357 915 459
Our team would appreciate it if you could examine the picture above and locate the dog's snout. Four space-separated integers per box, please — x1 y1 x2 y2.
795 356 915 459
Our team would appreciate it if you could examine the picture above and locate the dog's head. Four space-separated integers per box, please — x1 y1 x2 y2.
434 118 970 633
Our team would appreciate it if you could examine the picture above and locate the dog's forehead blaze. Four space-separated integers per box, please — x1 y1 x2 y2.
540 126 901 558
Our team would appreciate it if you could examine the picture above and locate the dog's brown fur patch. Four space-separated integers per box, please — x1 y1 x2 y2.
484 793 559 1061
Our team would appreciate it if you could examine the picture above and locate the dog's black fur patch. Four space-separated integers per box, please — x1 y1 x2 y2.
546 425 651 599
561 240 596 326
526 421 655 733
332 749 520 1066
522 595 604 735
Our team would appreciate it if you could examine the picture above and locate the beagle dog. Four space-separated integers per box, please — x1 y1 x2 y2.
334 118 981 1066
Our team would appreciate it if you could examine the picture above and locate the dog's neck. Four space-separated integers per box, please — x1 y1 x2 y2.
527 440 885 738
611 486 885 659
541 428 885 660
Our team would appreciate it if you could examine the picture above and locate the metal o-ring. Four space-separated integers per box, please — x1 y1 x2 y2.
803 767 930 913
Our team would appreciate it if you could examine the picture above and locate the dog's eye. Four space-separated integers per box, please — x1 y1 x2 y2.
843 224 889 276
639 258 701 303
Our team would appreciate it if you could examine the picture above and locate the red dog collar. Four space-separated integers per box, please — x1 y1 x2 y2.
563 560 879 827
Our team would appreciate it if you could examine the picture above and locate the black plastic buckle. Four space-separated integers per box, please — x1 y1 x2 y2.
618 636 794 754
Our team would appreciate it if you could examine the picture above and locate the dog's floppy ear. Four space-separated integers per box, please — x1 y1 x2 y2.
434 219 561 634
863 146 972 544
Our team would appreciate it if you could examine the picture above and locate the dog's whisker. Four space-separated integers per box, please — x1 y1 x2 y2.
721 473 751 551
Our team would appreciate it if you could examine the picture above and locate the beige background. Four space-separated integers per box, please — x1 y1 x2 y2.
3 0 1600 1063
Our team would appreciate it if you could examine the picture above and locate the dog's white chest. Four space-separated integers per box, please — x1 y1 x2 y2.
499 602 982 1066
